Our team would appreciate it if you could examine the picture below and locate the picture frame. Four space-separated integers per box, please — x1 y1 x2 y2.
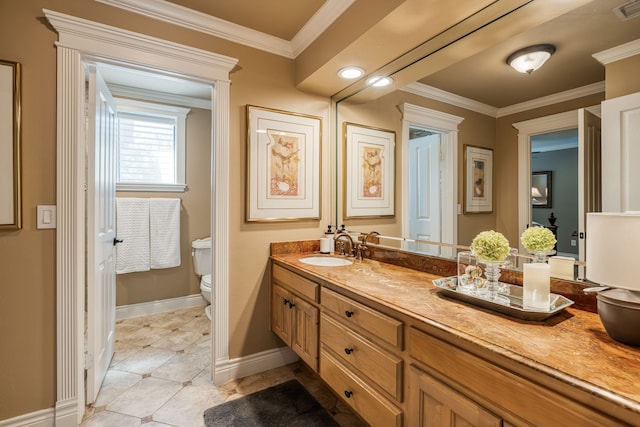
0 60 22 230
246 105 322 222
343 122 395 218
531 170 552 208
463 145 493 214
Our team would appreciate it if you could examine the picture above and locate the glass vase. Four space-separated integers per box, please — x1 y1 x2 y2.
477 259 510 305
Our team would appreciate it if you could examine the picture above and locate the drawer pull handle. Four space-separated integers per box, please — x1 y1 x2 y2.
345 310 354 318
344 347 353 355
344 390 353 398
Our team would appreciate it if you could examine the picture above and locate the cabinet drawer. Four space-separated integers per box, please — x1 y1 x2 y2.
409 327 620 427
273 264 318 302
321 314 402 401
321 287 403 349
320 349 402 427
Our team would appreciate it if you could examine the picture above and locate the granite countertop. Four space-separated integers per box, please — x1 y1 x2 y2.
271 251 640 418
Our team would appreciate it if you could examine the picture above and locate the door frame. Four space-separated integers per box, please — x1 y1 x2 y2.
513 106 600 254
45 10 238 425
401 103 463 257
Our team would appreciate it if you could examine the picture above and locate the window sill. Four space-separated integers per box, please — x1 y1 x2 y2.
116 183 187 193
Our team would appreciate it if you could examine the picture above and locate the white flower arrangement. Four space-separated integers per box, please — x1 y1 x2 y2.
471 230 510 262
520 226 556 253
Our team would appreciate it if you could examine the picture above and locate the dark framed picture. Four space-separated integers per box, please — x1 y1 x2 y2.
532 171 552 208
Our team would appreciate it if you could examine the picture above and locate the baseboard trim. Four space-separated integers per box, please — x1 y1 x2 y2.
0 408 54 427
116 294 206 320
213 346 299 386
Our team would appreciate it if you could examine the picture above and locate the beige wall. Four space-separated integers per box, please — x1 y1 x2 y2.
337 90 497 246
605 54 640 99
0 0 329 420
116 107 211 306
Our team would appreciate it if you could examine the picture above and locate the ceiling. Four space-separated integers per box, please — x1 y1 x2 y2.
100 0 640 108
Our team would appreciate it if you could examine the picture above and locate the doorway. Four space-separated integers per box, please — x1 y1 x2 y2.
401 103 464 258
46 10 236 424
530 129 579 258
514 107 601 275
406 127 442 255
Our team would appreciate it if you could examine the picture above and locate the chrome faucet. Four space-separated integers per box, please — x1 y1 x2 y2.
333 231 355 256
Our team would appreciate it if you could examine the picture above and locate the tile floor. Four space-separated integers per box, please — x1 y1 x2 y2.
80 306 365 427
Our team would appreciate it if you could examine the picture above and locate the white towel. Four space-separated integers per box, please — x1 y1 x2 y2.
150 198 181 269
116 198 150 274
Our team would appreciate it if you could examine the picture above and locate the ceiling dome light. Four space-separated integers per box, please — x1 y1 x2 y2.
506 44 556 74
338 66 365 79
367 76 393 87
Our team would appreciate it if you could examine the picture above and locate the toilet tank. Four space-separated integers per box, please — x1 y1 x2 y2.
191 237 212 276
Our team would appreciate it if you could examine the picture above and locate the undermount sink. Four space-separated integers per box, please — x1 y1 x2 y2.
299 256 354 267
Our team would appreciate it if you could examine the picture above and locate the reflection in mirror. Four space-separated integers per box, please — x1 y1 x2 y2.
331 0 639 284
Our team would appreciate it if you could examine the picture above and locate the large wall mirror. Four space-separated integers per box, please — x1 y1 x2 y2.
0 60 22 230
331 0 640 282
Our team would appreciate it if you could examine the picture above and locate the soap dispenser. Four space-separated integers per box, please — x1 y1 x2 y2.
321 225 335 254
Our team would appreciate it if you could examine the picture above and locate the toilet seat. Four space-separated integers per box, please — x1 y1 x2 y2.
201 274 212 291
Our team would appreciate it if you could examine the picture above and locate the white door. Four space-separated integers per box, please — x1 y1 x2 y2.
86 65 118 404
408 133 441 255
602 91 640 213
577 108 601 278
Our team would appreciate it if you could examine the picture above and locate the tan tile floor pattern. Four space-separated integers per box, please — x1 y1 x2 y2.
80 306 365 427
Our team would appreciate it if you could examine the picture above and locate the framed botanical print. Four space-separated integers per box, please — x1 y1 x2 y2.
464 145 493 214
246 105 322 222
344 122 395 218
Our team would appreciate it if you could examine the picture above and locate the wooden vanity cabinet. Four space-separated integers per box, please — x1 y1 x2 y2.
271 264 319 371
320 287 404 427
408 327 623 427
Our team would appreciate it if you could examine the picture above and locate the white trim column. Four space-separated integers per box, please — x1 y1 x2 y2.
54 44 86 427
212 80 230 385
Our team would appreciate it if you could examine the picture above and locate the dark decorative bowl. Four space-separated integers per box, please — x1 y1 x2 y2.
597 289 640 347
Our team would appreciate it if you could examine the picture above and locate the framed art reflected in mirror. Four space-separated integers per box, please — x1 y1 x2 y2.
464 145 493 214
0 60 21 230
532 171 552 209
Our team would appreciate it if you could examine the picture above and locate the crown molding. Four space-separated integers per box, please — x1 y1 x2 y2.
401 83 499 117
402 81 605 119
496 81 605 117
593 38 640 65
96 0 353 59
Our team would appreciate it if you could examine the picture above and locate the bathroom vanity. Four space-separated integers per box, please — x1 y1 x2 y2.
270 241 640 427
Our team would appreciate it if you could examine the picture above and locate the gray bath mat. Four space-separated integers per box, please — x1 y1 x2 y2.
203 379 339 426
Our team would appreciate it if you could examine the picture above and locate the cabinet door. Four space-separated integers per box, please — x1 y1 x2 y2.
291 296 319 371
409 366 501 427
271 284 293 345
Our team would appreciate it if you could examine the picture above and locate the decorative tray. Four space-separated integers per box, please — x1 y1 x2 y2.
432 277 574 321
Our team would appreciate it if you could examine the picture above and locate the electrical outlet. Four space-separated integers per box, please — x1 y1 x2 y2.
571 239 577 247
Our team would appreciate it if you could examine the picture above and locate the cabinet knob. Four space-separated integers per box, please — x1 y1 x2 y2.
345 310 354 318
344 347 353 355
288 302 295 309
344 390 353 398
283 299 290 305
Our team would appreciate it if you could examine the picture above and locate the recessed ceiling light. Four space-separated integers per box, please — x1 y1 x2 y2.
367 76 393 87
338 66 365 79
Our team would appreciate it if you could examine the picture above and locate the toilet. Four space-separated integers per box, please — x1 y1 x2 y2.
192 237 212 319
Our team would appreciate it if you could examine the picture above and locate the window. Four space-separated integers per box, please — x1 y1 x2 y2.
116 99 190 192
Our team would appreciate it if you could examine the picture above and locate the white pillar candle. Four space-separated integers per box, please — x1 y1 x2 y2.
523 263 551 310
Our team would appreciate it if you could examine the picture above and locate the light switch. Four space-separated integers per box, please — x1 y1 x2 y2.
37 205 57 229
